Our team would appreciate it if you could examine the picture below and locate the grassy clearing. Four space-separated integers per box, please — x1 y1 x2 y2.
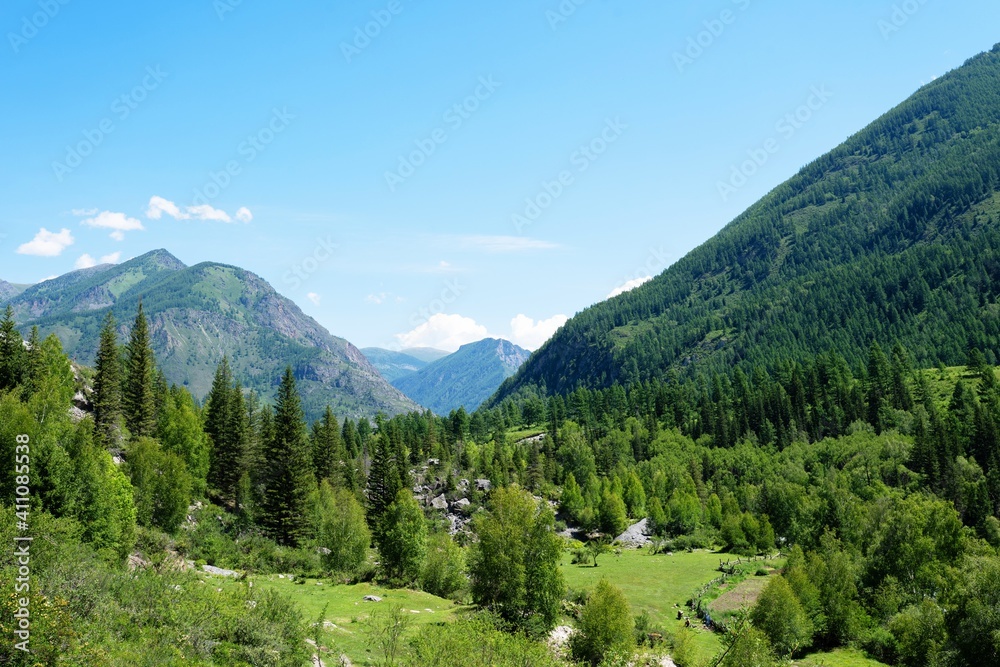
222 575 461 666
707 574 771 618
560 548 726 663
793 648 891 667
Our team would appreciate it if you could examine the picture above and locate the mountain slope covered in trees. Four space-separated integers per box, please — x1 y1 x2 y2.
494 44 1000 403
1 250 418 419
362 347 434 382
392 338 529 414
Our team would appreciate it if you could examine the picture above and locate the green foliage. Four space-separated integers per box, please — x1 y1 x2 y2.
311 480 370 575
887 600 946 667
376 490 427 585
404 614 561 667
751 576 813 656
420 533 467 600
157 385 210 495
123 301 158 439
572 578 636 665
0 304 25 390
126 436 192 533
718 624 779 667
92 310 123 447
468 487 566 632
258 367 315 546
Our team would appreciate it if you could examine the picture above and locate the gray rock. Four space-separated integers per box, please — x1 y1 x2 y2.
364 595 382 602
431 494 449 510
202 564 240 577
615 518 651 547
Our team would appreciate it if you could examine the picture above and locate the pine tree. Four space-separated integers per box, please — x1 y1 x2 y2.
366 432 402 532
259 367 315 546
311 406 343 485
123 301 157 438
205 357 248 503
0 305 24 391
21 325 42 398
93 311 123 447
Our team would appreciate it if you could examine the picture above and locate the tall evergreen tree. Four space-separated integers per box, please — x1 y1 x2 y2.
0 305 24 391
259 367 315 546
123 301 157 438
21 325 42 398
366 432 402 531
311 406 343 485
205 357 247 503
93 311 123 447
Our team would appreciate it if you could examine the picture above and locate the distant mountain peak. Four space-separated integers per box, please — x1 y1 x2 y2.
392 338 530 414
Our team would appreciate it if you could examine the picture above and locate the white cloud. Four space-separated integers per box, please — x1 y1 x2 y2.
307 292 321 305
81 211 144 240
367 292 389 305
187 204 232 222
145 196 250 224
75 251 122 269
509 314 568 351
146 196 189 220
17 228 75 257
456 235 559 253
71 208 98 216
607 275 653 299
396 314 489 352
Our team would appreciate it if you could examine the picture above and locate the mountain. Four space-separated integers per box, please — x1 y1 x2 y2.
392 338 529 414
0 279 28 302
361 348 432 382
2 250 419 420
493 44 1000 403
400 347 451 364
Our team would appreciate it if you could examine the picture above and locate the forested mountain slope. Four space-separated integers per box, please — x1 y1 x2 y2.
1 250 419 419
495 44 1000 402
392 338 529 414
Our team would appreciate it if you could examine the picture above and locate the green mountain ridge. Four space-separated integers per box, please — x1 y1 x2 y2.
392 338 530 414
493 43 1000 404
2 249 419 419
361 348 433 382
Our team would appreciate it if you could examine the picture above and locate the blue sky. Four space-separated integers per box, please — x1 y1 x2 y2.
2 0 999 351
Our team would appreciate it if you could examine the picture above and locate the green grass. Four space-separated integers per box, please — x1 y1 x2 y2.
226 575 462 666
793 648 890 667
560 548 727 663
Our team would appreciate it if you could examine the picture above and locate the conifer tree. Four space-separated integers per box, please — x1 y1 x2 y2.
206 357 244 502
366 432 402 531
0 305 24 391
124 301 157 438
93 311 123 447
21 325 42 398
311 406 343 485
259 367 315 545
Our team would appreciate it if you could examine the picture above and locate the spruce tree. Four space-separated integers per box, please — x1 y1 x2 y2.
93 311 123 447
123 301 157 438
0 305 24 391
365 432 402 531
259 367 315 546
205 357 248 502
22 325 42 398
311 406 343 485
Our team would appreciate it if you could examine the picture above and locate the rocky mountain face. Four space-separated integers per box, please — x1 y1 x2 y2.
2 250 419 420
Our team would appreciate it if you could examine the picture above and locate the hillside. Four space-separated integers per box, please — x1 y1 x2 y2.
361 347 435 382
2 250 419 419
0 279 27 301
392 338 529 414
494 44 1000 403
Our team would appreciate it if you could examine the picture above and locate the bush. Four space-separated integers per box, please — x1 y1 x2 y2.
311 481 370 575
750 576 813 657
420 533 467 600
572 579 635 665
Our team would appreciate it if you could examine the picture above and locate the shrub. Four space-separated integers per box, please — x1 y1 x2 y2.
572 579 635 665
